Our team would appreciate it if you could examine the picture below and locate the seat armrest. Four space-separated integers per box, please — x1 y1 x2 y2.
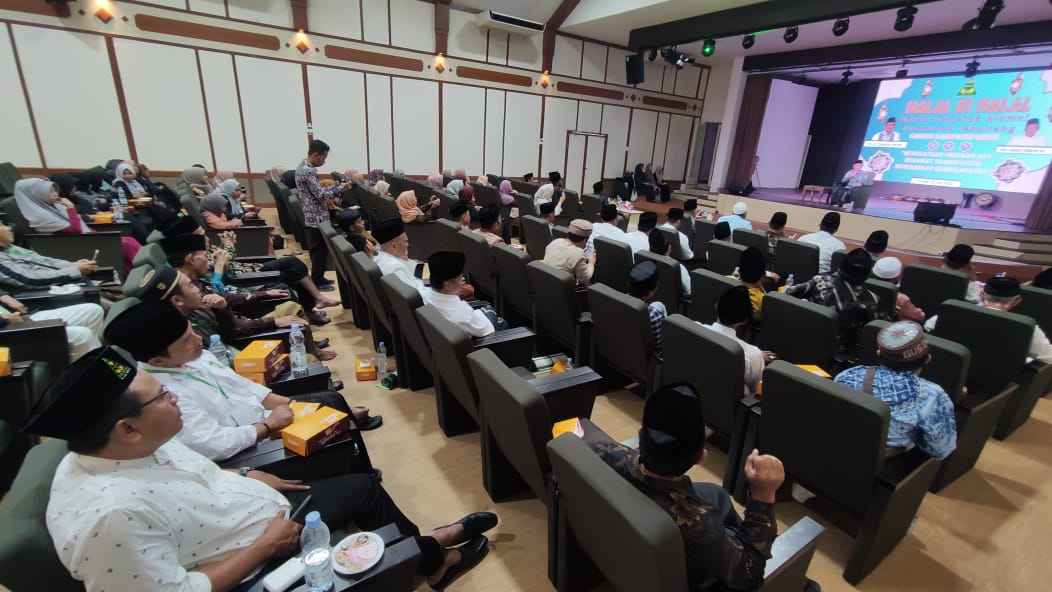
474 326 535 367
15 288 99 311
959 382 1017 411
762 516 824 585
876 447 937 487
267 362 332 396
89 266 117 282
741 394 761 408
529 366 602 420
577 417 617 447
230 328 292 350
529 366 601 396
234 256 278 265
227 271 282 287
243 218 267 226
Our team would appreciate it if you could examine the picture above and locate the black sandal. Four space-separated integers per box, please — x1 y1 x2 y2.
355 414 383 431
434 512 498 547
431 536 489 591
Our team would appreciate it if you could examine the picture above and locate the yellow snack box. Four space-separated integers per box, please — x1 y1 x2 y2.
552 418 584 438
795 364 831 379
355 356 378 381
234 340 284 374
281 406 350 456
0 347 10 378
290 401 321 419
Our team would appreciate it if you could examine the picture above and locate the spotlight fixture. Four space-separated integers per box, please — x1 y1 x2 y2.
647 48 658 62
965 59 980 78
784 26 799 43
963 0 1004 31
833 17 850 37
896 68 909 78
660 47 677 65
895 5 917 32
742 34 755 49
702 38 716 57
841 69 854 85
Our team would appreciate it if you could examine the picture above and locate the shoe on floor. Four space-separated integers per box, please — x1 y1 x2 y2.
431 536 489 591
306 311 330 326
436 512 498 547
317 282 336 292
316 338 330 349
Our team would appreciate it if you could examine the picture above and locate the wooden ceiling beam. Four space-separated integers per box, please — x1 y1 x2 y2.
543 0 581 72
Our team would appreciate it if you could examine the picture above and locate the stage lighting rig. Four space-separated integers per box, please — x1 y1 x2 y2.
896 69 909 78
895 5 917 32
963 0 1004 31
784 26 799 43
964 59 980 77
702 38 716 57
833 17 850 37
841 69 854 85
742 34 755 49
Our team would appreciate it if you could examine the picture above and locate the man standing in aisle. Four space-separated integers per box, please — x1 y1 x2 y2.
296 139 350 291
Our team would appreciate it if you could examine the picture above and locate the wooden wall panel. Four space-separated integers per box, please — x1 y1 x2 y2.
652 112 670 168
626 109 657 172
13 26 127 168
600 104 630 177
365 73 393 171
307 65 368 173
309 0 363 40
664 114 693 181
484 89 505 175
581 41 606 82
442 83 485 175
578 101 602 134
0 26 41 167
234 55 306 172
392 78 439 175
503 91 541 177
114 39 211 171
541 97 578 179
198 51 248 172
390 0 434 54
361 0 390 45
551 35 582 77
228 0 293 28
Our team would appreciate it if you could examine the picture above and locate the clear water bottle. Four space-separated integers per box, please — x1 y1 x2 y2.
208 334 230 366
112 201 124 222
290 324 309 377
785 273 796 288
376 341 387 380
300 511 333 591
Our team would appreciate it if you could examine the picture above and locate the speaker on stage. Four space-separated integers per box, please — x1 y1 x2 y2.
729 182 755 197
626 54 644 85
914 202 958 225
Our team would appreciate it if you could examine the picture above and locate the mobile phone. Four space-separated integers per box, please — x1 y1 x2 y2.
91 249 99 261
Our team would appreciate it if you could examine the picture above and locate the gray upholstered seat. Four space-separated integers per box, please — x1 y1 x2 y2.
380 274 433 391
687 268 740 324
774 238 820 283
457 229 498 305
706 239 745 275
493 243 533 325
732 228 769 257
521 215 552 260
587 282 660 397
900 264 968 320
593 236 633 293
856 320 970 402
758 292 838 369
527 261 590 364
635 250 684 314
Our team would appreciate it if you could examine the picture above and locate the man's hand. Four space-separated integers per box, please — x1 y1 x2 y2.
762 351 777 364
264 289 290 299
247 470 311 492
257 511 303 558
273 315 302 328
202 294 227 309
266 405 295 431
76 259 98 275
744 449 784 504
1 311 24 324
213 248 231 268
0 295 27 314
58 197 76 209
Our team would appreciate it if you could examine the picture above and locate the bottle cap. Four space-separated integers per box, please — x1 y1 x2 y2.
305 511 320 525
210 335 220 345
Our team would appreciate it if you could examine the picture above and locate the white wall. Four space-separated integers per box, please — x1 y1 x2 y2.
309 0 363 40
627 110 657 172
390 0 434 53
228 0 292 28
754 78 819 189
503 92 541 177
600 105 630 177
361 0 389 45
307 65 368 173
551 35 582 78
442 84 485 174
365 73 393 172
541 97 579 178
708 57 747 190
484 89 506 175
392 78 439 175
198 51 247 172
235 56 306 173
0 29 41 167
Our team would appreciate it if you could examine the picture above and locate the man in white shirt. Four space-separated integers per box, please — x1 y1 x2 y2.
717 202 753 234
798 212 847 274
699 286 774 393
1008 118 1047 147
648 228 691 297
871 117 901 141
372 218 426 293
28 347 497 592
425 251 496 337
585 203 628 256
104 299 381 462
625 211 658 255
659 207 695 261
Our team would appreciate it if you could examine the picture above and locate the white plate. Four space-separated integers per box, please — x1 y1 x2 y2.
332 531 385 575
48 285 81 295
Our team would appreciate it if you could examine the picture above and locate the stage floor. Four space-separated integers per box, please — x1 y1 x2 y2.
751 188 1034 233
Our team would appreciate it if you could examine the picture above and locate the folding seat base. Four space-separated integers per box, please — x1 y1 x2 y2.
435 379 479 438
931 385 1013 493
994 362 1052 440
481 421 533 504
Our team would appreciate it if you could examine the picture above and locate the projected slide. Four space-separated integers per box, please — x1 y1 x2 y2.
859 69 1052 194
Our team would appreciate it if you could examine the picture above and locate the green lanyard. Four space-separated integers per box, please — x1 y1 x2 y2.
145 366 229 400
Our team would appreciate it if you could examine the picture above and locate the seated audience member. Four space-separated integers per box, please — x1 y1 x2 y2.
374 179 391 197
700 286 770 392
835 321 957 459
872 256 925 322
49 173 96 216
543 219 595 285
335 209 377 255
865 230 889 259
0 286 103 361
445 177 465 199
498 179 515 206
538 201 557 225
397 190 439 223
943 244 981 302
373 218 427 294
426 251 499 337
589 383 785 591
1028 266 1051 289
717 201 753 233
682 198 699 227
659 208 695 260
458 186 480 228
713 220 732 242
280 168 297 190
31 348 495 592
475 205 504 246
629 260 666 354
533 173 566 215
648 229 690 296
105 299 377 463
475 175 490 187
110 162 150 201
787 248 889 353
449 201 471 229
736 246 768 320
626 211 659 254
765 211 791 258
368 168 384 185
586 204 628 256
924 276 1052 363
13 178 141 273
799 212 847 274
427 173 446 191
0 222 99 290
214 179 251 220
200 193 243 230
176 165 212 200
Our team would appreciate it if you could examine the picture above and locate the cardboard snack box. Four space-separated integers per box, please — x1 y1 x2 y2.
240 353 290 385
289 401 321 419
355 356 378 381
281 406 350 456
0 347 9 378
234 340 284 374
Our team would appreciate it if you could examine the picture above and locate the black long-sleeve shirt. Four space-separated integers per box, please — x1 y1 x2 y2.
590 441 777 591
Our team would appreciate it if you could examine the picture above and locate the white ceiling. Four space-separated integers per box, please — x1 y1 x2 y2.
561 0 766 44
451 0 563 24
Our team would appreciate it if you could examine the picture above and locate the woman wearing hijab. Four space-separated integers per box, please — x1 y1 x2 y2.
49 173 96 216
14 178 141 272
368 169 384 185
176 166 212 201
498 179 515 206
427 173 445 190
445 177 465 198
111 162 149 202
213 170 235 186
396 190 439 223
214 178 250 219
200 193 243 230
374 180 391 197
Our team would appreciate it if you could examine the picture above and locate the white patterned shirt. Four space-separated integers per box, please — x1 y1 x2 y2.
141 350 271 461
375 250 426 293
47 439 289 592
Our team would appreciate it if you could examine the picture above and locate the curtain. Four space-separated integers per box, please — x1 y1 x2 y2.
1025 163 1052 232
799 79 880 188
725 75 771 191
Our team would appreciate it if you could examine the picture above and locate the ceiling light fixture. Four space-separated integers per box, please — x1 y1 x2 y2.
784 26 799 43
702 38 716 57
832 17 850 37
895 5 918 32
963 0 1004 31
742 34 755 49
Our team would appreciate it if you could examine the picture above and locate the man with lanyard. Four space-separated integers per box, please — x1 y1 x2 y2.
104 298 381 464
295 139 351 290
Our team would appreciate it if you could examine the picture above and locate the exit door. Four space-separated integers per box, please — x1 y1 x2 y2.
564 131 607 195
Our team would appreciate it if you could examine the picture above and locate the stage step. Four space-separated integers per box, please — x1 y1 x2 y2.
992 239 1052 254
973 245 1052 265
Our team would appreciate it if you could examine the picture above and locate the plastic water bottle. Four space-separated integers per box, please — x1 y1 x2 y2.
112 201 124 222
785 274 796 289
290 324 309 377
300 511 334 591
376 342 388 380
208 334 230 366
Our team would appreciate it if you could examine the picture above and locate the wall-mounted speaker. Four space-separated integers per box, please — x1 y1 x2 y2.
626 54 644 85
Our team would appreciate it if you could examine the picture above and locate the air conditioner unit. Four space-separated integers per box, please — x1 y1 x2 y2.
474 10 544 35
